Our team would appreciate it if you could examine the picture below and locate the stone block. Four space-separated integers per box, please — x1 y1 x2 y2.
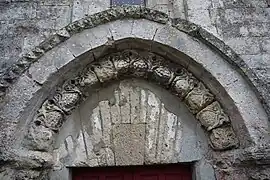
36 5 71 29
262 38 270 53
28 45 75 85
0 2 36 20
63 28 93 57
146 0 168 8
113 124 145 166
194 160 216 180
188 8 217 35
26 122 55 151
92 58 117 83
79 67 100 88
152 66 174 86
171 0 185 18
241 54 270 69
225 37 261 55
222 8 269 24
209 126 239 150
34 100 65 131
171 68 198 99
211 0 268 8
186 0 211 10
196 101 230 131
108 19 134 41
38 0 71 5
248 22 270 37
72 0 110 22
132 19 164 40
185 82 214 114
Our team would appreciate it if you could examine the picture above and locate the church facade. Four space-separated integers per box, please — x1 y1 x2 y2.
0 1 270 179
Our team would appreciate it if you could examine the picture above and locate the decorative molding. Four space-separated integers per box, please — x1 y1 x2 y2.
24 50 239 152
0 6 268 119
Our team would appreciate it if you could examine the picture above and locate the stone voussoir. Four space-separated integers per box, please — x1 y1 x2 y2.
209 126 239 150
184 82 215 114
170 68 198 99
196 101 230 131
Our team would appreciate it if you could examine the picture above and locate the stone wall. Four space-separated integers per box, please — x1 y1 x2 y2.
0 0 270 180
1 0 269 93
50 79 209 179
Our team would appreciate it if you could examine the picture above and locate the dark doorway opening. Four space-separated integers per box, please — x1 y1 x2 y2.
72 164 192 180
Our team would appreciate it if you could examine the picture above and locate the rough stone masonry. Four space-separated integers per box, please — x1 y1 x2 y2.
0 0 270 180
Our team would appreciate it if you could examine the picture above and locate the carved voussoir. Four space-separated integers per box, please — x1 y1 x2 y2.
196 101 230 131
152 66 174 86
26 122 55 151
129 52 149 77
34 100 64 131
185 82 214 114
210 126 239 150
171 68 198 99
92 58 117 83
123 5 141 18
140 7 169 24
111 52 131 75
15 170 41 180
53 79 82 114
79 67 100 88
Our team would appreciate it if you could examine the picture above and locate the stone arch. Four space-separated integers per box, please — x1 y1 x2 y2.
0 6 269 180
25 49 238 153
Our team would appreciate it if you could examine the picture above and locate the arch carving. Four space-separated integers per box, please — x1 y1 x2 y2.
0 6 269 118
24 50 238 153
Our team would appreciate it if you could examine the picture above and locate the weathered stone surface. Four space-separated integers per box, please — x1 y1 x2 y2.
53 80 81 113
129 51 149 77
152 66 174 86
113 124 145 166
15 170 41 180
79 67 100 88
111 51 131 75
34 100 64 131
92 58 117 83
1 4 270 179
196 101 230 131
171 68 198 99
210 126 239 150
26 123 54 151
185 83 214 114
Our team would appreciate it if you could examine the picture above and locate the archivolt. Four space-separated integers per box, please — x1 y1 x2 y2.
25 49 238 152
0 6 268 118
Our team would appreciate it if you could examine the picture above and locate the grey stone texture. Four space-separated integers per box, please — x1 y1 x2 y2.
0 1 270 180
23 50 238 153
51 79 208 178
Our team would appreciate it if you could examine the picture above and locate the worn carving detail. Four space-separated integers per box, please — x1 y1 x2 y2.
79 67 100 88
152 66 174 86
196 101 230 131
33 100 64 131
27 122 54 151
26 50 237 152
210 126 239 150
185 82 214 114
129 51 149 77
111 52 130 75
53 80 82 113
171 68 198 99
92 58 117 83
15 170 41 180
